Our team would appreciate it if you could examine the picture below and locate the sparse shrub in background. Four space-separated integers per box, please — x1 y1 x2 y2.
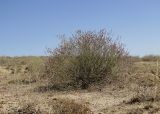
1 56 45 85
0 56 12 66
0 56 45 74
141 55 160 62
129 56 141 62
42 29 129 89
26 57 45 81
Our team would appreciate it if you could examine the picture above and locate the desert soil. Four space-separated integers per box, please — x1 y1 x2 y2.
0 65 160 114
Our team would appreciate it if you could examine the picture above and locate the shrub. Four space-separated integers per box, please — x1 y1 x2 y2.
43 29 129 89
141 55 160 62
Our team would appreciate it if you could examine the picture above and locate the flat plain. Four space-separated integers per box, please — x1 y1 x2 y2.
0 57 160 114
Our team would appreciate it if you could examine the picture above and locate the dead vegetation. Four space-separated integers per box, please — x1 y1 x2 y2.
7 99 92 114
48 98 92 114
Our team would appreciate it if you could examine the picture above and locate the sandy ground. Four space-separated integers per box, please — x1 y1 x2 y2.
0 66 135 114
1 65 160 114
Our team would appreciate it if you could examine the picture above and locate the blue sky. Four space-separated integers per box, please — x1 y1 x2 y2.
0 0 160 56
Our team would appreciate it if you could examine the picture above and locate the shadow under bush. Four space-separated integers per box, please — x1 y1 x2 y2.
34 82 77 92
8 79 36 85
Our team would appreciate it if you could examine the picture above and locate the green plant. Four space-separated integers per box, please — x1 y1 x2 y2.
43 30 129 89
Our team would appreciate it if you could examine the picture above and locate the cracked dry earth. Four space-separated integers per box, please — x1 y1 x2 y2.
0 66 135 114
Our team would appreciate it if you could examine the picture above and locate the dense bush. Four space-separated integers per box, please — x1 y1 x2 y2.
43 30 129 89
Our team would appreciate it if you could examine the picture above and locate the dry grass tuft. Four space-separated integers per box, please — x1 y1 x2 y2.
126 86 160 104
48 98 93 114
